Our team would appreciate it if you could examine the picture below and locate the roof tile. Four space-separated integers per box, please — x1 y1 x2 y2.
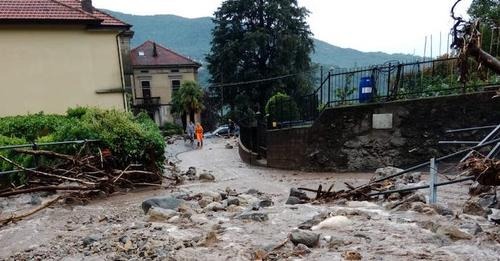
0 0 129 28
56 0 129 26
131 41 201 68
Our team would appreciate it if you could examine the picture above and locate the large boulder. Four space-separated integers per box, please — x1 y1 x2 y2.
290 230 320 248
82 234 102 246
286 196 307 205
148 207 178 222
236 212 269 222
199 172 216 182
311 216 352 230
387 193 426 211
372 166 403 182
463 198 488 217
226 197 240 206
141 196 184 214
435 225 473 241
205 202 226 212
290 188 309 200
186 167 197 176
202 191 223 202
298 212 329 230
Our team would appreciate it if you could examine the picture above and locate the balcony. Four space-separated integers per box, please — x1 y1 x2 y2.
133 97 161 108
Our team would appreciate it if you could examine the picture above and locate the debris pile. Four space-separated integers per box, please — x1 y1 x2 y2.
461 156 500 186
295 167 424 203
0 149 164 198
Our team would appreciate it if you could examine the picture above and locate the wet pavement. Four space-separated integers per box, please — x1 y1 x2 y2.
0 137 499 260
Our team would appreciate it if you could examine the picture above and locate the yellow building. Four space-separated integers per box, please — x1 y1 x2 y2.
131 41 201 126
0 0 133 116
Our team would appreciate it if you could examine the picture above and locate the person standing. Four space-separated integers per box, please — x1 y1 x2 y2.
186 121 195 145
195 123 204 148
228 119 235 137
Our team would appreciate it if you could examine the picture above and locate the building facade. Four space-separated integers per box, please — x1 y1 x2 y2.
131 41 201 126
0 0 133 116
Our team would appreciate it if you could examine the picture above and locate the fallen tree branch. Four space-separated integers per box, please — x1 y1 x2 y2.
0 186 92 197
0 155 96 186
113 165 132 183
13 149 75 162
0 196 61 226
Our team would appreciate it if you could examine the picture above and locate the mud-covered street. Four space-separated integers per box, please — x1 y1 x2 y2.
1 137 499 260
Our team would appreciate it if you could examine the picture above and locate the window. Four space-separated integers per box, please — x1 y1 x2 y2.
172 80 181 93
140 70 149 73
171 69 180 73
138 51 145 56
141 81 151 98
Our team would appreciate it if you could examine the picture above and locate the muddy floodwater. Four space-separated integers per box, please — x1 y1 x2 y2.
1 138 499 260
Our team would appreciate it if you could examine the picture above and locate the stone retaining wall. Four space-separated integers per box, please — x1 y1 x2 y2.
266 91 500 171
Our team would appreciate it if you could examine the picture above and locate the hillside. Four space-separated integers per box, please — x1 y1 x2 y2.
107 11 417 83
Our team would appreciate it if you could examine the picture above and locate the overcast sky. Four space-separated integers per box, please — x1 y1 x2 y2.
93 0 473 56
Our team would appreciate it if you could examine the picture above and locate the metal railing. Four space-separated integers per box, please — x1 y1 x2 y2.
267 57 499 128
133 97 161 107
0 139 99 176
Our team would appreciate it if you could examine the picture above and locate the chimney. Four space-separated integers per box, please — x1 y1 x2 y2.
153 42 158 57
81 0 93 13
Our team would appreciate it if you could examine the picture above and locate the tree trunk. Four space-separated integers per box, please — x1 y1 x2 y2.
468 45 500 74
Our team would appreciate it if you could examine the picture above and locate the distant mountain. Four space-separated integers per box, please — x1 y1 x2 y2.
313 40 417 68
107 10 417 83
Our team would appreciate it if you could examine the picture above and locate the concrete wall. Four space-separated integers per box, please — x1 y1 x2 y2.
0 25 125 116
266 91 500 171
267 126 311 170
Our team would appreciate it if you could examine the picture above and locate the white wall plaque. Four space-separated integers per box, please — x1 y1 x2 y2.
372 113 393 129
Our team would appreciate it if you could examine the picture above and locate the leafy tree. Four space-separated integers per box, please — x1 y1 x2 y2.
468 0 500 56
206 0 315 115
171 81 205 123
265 92 299 122
468 0 499 27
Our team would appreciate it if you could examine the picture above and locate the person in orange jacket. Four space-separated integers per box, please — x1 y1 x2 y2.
195 123 204 148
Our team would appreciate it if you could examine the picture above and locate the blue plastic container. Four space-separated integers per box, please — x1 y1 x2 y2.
359 76 374 103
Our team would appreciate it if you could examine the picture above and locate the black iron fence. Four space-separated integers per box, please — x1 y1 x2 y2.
267 57 499 128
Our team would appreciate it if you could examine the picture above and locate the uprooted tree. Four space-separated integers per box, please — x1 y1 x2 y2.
451 0 500 85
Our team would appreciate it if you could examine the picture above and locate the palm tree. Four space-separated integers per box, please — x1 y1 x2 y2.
171 81 205 126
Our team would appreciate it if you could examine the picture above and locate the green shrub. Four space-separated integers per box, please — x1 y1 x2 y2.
0 107 166 175
265 92 299 122
161 122 183 137
0 135 31 185
0 113 70 142
66 106 89 119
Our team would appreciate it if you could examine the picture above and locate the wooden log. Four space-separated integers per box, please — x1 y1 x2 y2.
113 165 132 183
0 186 92 197
315 184 323 200
12 149 75 162
0 155 96 186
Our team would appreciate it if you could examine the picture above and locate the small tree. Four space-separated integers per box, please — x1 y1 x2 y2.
171 81 205 124
265 92 299 122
